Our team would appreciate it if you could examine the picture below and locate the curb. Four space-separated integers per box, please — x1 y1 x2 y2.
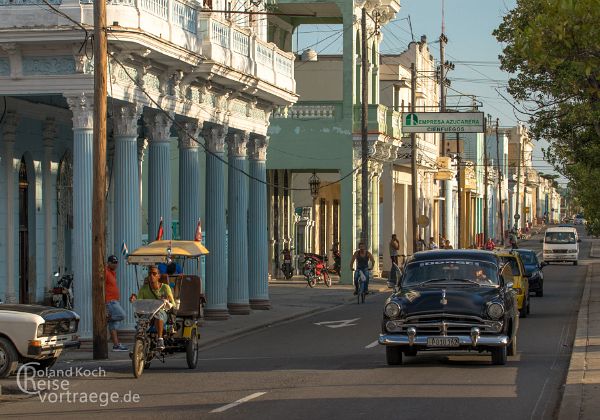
557 263 593 420
0 383 27 396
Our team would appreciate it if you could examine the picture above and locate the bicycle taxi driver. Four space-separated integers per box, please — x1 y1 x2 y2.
130 265 175 350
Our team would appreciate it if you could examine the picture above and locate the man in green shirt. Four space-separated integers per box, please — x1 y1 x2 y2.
130 265 175 350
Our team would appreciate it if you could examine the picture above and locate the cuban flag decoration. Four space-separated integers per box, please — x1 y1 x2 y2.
156 217 164 241
194 218 203 242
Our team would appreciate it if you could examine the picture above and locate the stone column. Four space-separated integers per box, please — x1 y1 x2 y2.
66 93 94 338
177 122 201 241
137 138 148 228
381 163 395 275
370 168 381 275
3 112 18 303
227 131 250 315
144 112 173 240
112 103 143 329
42 118 56 301
248 135 270 309
204 124 229 320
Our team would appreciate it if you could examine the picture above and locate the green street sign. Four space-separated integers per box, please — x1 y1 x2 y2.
402 112 485 134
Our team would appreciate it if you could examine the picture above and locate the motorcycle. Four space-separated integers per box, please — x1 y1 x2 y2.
329 248 341 276
302 253 331 288
281 249 294 279
51 272 74 310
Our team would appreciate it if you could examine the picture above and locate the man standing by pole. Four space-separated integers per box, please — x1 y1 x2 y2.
361 6 369 248
92 0 108 359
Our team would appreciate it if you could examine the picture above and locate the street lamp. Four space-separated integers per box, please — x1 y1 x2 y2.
309 171 320 199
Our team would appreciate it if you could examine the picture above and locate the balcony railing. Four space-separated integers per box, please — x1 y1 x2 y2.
0 1 295 93
273 101 341 120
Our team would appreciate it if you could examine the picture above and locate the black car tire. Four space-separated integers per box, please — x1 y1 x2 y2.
386 346 403 365
519 297 528 318
536 289 544 297
491 346 507 365
0 338 18 378
507 336 517 357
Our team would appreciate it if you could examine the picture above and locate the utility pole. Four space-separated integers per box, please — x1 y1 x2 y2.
483 117 489 243
456 132 461 249
496 119 504 244
439 31 447 239
92 0 108 359
410 63 419 252
360 6 369 247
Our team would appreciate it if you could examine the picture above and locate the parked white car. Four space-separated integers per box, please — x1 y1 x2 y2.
0 304 80 377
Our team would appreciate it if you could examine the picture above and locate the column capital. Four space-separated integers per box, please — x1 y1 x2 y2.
144 111 173 143
227 131 249 158
112 103 143 138
65 93 94 130
248 135 269 161
177 121 201 149
2 111 19 143
202 124 228 154
43 117 56 148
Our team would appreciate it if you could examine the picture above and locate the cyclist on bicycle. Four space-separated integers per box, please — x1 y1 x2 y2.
350 242 375 295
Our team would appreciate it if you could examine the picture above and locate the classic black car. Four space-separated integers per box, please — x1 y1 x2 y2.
379 250 518 366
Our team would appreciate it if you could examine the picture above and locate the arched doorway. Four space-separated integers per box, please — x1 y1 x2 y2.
18 157 29 303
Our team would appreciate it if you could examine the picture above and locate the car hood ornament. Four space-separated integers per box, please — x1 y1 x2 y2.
440 289 448 305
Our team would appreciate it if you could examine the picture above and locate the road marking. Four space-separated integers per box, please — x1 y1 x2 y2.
314 318 360 328
211 392 267 413
365 340 379 349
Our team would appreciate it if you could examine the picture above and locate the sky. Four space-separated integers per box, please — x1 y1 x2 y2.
293 0 563 184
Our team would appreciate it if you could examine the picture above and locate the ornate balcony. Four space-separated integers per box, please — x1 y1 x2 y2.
0 1 295 98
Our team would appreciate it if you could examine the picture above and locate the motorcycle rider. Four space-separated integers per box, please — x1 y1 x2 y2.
130 265 175 351
350 242 375 295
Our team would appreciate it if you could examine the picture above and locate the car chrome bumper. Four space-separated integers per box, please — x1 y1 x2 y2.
378 333 509 347
28 339 80 356
543 254 577 261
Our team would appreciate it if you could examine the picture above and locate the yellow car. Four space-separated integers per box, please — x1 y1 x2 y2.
496 251 530 318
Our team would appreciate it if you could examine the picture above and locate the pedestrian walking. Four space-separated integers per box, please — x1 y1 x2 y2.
444 239 453 249
389 234 400 265
105 255 128 351
429 236 438 250
485 238 496 250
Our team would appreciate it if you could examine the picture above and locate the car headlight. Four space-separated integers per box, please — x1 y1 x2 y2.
487 302 505 320
37 324 45 338
69 319 77 333
384 302 402 319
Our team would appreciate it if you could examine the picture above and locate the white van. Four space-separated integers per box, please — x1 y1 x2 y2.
542 227 580 265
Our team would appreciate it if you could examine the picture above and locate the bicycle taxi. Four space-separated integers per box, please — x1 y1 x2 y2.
127 240 208 378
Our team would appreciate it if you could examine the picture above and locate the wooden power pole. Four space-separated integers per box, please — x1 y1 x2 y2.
410 63 419 252
92 0 108 359
360 6 369 247
496 118 504 244
456 133 461 249
483 117 489 243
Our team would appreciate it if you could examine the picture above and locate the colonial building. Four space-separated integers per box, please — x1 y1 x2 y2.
0 0 297 336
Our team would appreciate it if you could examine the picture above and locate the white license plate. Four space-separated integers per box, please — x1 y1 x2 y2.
427 337 460 347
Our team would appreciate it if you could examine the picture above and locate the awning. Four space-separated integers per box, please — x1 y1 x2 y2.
127 240 209 264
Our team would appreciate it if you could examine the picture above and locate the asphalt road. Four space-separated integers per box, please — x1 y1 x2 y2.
1 229 590 420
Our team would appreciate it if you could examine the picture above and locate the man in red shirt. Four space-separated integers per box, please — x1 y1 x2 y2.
106 255 128 351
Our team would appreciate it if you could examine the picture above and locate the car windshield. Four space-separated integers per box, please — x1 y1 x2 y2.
545 231 576 244
402 260 499 286
499 257 522 276
517 252 536 265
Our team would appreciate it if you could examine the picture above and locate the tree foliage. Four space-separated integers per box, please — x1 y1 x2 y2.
494 0 600 232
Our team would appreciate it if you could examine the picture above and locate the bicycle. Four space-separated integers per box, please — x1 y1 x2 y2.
354 268 371 304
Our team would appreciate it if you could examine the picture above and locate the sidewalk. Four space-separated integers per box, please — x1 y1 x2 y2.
57 277 390 365
558 238 600 420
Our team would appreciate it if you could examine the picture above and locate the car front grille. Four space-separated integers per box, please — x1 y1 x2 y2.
394 314 500 335
43 319 76 335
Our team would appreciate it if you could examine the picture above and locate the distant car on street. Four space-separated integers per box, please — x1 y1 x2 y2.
0 304 80 377
379 250 518 366
542 226 581 265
